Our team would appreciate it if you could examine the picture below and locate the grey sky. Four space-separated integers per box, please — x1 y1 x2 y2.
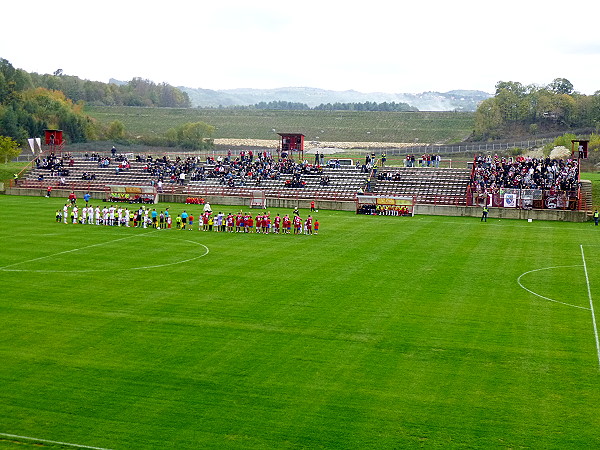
3 0 599 94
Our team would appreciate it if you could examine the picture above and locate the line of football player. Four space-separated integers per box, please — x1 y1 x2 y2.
56 204 319 235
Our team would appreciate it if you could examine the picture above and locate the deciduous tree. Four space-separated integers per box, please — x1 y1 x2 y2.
0 135 21 164
548 78 574 95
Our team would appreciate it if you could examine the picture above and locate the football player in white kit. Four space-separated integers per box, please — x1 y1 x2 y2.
108 205 116 226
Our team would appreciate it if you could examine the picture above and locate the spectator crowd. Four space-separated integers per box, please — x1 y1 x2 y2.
470 154 580 194
137 151 323 190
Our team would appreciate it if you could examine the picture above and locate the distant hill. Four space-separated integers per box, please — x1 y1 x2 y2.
177 86 491 111
108 78 128 86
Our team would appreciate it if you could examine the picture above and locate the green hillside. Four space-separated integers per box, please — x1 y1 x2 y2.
85 106 474 143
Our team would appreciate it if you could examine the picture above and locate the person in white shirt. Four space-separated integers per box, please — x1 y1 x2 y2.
108 205 116 226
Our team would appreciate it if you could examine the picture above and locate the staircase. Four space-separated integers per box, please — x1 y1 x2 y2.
580 179 593 213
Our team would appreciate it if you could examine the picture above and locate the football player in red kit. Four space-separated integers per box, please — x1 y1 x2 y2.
283 215 291 234
306 215 313 235
293 215 302 235
274 214 281 234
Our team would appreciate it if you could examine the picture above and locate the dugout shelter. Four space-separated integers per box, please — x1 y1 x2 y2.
106 185 158 204
356 194 415 216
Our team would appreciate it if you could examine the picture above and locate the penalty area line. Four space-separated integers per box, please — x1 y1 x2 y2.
580 244 600 370
0 432 113 450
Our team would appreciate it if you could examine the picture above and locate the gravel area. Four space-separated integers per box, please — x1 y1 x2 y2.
213 138 416 153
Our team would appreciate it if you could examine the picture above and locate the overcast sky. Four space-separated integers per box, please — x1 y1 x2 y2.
2 0 599 95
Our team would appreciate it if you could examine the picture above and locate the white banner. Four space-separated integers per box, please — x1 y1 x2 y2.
504 193 517 208
27 138 35 154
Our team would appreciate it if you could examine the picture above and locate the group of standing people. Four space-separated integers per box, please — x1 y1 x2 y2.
54 199 321 235
183 211 320 235
56 203 156 227
404 154 441 167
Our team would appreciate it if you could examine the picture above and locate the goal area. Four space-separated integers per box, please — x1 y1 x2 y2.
250 191 267 209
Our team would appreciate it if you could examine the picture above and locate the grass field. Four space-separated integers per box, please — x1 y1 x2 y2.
85 107 474 144
583 171 600 211
0 163 26 185
1 195 600 449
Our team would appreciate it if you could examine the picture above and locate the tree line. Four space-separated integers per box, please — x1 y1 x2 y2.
27 69 191 108
0 58 210 153
229 100 417 112
473 78 600 140
0 59 96 149
312 101 417 112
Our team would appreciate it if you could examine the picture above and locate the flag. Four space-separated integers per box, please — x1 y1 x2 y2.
504 193 516 208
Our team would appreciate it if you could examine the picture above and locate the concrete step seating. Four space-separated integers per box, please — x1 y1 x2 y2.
370 167 471 204
22 156 469 204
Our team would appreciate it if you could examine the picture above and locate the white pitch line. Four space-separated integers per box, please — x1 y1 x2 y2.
0 235 209 273
580 245 600 369
0 230 159 271
0 432 112 450
517 265 591 311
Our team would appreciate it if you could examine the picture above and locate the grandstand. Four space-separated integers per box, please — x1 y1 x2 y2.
14 152 471 204
8 148 591 221
466 154 588 212
371 167 471 206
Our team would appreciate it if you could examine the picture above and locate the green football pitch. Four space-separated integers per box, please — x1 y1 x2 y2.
1 195 600 449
